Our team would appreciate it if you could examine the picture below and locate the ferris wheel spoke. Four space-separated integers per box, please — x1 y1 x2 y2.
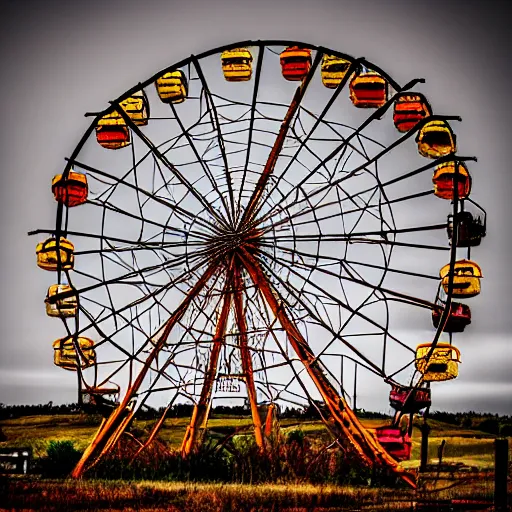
259 244 435 317
236 43 265 223
249 58 362 221
192 56 236 227
240 50 323 226
253 113 460 230
255 248 414 365
167 99 235 228
112 105 232 232
70 158 221 236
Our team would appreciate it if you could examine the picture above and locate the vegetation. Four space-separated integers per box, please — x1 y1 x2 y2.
0 404 510 510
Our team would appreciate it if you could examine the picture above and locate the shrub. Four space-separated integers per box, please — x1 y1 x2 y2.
499 423 512 437
42 440 83 477
478 418 500 435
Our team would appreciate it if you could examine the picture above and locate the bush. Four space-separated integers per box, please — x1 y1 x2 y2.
499 423 512 437
477 418 500 435
41 440 83 477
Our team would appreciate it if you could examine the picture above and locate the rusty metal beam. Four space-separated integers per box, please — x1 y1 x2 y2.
71 261 218 478
239 53 321 227
181 272 233 456
238 248 416 488
233 262 266 450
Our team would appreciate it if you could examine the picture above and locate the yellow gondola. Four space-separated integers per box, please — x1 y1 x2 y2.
119 90 149 126
439 259 482 298
415 342 461 381
36 237 74 271
416 120 456 158
221 48 253 82
321 54 351 88
349 70 388 108
432 162 471 200
52 170 88 207
95 110 131 150
45 284 77 318
155 70 188 103
53 337 96 371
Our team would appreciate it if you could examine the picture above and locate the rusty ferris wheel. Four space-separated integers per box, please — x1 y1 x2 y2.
31 40 486 486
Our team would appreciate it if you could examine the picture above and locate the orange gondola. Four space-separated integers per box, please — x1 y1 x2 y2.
280 46 312 81
393 93 432 132
432 162 471 200
349 69 388 108
52 170 88 207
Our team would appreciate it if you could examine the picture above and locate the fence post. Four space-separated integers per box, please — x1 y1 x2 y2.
495 438 509 512
419 417 430 473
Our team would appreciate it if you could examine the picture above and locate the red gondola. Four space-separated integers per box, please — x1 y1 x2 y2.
52 170 88 207
280 46 312 81
349 70 388 108
432 302 471 333
447 211 486 247
374 427 412 461
389 384 431 413
393 93 432 132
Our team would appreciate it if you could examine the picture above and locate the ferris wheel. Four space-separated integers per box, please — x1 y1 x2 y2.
31 40 486 486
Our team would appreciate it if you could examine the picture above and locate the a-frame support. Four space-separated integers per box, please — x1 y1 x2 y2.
71 263 218 478
239 248 416 488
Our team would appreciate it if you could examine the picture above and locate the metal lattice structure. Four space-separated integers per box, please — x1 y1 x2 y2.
31 40 486 487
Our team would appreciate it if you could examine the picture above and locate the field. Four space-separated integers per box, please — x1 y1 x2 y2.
0 413 510 511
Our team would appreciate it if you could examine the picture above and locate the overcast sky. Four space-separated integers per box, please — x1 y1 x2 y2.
0 0 511 415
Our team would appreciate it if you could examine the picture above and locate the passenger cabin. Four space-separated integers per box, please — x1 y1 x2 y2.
432 162 471 200
52 170 88 207
349 70 388 108
439 259 482 298
280 46 312 81
415 342 461 381
320 54 351 88
221 48 253 82
416 120 456 158
432 302 471 333
155 70 188 103
36 237 74 271
95 110 131 150
374 427 412 461
393 93 432 132
45 284 77 318
53 337 96 371
389 384 431 413
119 90 149 126
447 211 486 247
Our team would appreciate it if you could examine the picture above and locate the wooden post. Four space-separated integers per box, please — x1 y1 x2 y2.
494 438 509 512
419 415 430 473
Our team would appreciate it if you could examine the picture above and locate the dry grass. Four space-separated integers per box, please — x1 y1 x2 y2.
0 477 416 511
